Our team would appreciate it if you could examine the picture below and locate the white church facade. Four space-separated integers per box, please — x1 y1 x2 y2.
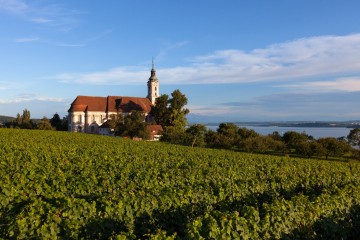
67 64 159 134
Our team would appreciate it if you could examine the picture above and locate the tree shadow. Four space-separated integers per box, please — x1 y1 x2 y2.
133 184 331 238
281 204 360 240
0 199 32 238
78 218 128 240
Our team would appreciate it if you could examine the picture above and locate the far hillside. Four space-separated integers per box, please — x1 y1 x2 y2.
0 115 41 124
0 115 15 123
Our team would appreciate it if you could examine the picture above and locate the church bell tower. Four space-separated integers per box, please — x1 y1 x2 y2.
147 59 159 105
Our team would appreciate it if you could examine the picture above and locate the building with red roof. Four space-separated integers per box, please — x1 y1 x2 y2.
68 64 159 134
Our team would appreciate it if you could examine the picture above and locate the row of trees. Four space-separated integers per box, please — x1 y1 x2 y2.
146 90 360 160
4 109 68 131
167 122 360 160
145 90 359 160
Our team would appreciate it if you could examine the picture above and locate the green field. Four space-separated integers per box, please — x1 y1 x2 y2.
1 129 360 239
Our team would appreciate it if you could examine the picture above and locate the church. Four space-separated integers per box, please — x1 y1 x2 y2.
67 63 159 134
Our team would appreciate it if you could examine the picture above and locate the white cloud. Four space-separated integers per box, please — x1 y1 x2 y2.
31 17 53 23
54 67 149 85
53 33 360 87
0 94 65 104
285 77 360 92
14 37 40 42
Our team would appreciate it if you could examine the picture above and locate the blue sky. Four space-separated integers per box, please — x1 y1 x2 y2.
1 0 360 122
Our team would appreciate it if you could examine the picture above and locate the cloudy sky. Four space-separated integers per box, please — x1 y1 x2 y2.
1 0 360 122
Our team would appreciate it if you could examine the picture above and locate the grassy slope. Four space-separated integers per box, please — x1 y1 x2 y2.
0 129 359 239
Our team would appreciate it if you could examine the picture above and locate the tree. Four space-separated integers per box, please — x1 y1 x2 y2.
240 135 274 153
37 117 53 130
50 113 62 130
117 111 149 139
15 113 21 128
295 141 325 158
153 90 189 129
152 94 170 127
154 89 190 144
11 109 33 129
269 131 282 141
347 128 360 148
186 124 207 147
212 123 240 149
204 130 219 148
168 89 190 129
59 116 69 131
282 131 309 151
238 127 259 139
160 126 187 144
21 109 32 129
107 113 124 131
318 137 350 160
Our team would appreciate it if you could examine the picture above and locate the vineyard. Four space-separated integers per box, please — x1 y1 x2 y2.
1 129 360 239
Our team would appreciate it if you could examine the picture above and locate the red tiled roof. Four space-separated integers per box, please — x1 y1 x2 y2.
107 96 152 113
68 95 152 113
68 96 107 112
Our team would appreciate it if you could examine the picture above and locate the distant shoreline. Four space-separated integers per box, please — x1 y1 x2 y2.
204 121 360 129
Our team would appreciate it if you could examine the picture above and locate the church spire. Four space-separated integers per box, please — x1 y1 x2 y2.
149 58 158 82
147 59 159 105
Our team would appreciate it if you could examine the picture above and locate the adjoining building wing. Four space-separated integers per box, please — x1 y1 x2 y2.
68 96 153 134
67 64 159 134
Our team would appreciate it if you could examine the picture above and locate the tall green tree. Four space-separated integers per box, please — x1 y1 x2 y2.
153 90 189 129
15 113 21 127
154 90 190 144
168 89 189 129
50 113 62 130
152 94 170 127
21 109 32 129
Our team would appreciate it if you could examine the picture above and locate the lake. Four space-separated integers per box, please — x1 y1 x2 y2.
206 125 351 139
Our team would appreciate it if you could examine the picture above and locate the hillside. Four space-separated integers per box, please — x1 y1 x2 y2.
0 115 14 123
0 129 359 239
